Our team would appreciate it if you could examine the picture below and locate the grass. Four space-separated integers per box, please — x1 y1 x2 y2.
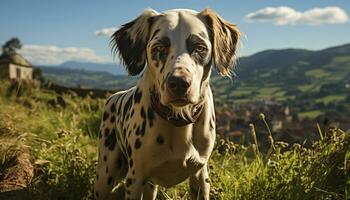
0 80 349 199
316 95 347 104
298 110 324 119
305 69 330 79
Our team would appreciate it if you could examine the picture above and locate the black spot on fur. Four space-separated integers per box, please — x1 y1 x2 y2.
107 176 113 185
130 109 135 117
132 170 135 175
141 107 146 119
158 37 170 73
104 128 110 137
205 178 210 183
147 107 155 127
134 138 142 149
135 126 141 136
103 155 107 162
103 112 109 121
126 178 133 187
104 128 116 151
156 135 164 144
117 157 123 169
141 120 146 136
127 144 132 156
110 115 116 123
129 159 133 168
95 191 99 197
106 166 108 173
134 89 142 103
110 103 116 113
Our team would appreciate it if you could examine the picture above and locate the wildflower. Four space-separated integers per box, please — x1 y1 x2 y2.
259 113 265 120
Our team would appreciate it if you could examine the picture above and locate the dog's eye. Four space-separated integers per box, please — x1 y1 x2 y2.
194 45 207 53
153 46 166 53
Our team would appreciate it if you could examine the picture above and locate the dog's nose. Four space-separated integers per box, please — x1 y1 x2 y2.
167 75 191 96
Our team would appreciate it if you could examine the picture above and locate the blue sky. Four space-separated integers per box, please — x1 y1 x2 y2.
1 0 349 65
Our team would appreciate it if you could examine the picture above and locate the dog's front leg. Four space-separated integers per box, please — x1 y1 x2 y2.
142 182 158 200
124 171 145 200
189 164 210 200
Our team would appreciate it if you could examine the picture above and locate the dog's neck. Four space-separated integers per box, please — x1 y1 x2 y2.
137 69 207 127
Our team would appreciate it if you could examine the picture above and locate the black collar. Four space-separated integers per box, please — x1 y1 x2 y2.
150 90 204 127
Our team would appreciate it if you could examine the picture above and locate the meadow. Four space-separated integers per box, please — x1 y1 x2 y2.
0 80 349 200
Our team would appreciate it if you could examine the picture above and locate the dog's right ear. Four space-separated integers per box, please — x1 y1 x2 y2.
111 9 159 76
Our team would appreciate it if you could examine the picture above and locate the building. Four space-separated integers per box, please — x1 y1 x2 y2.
0 53 33 80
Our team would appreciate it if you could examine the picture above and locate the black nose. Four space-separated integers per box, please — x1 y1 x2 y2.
167 75 191 96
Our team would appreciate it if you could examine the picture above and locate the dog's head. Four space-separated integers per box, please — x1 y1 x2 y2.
112 8 240 108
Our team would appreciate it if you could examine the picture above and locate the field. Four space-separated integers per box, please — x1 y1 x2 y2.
0 80 349 200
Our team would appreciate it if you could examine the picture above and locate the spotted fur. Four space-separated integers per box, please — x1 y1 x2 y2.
94 8 240 200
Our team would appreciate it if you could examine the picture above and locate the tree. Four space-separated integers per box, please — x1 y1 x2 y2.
2 37 22 55
33 68 45 82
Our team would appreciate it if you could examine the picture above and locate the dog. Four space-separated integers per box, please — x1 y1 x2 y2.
94 8 240 200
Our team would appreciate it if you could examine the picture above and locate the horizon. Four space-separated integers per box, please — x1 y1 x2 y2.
1 0 350 66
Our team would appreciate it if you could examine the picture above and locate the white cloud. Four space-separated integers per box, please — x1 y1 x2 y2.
20 45 111 65
245 6 349 25
95 27 118 37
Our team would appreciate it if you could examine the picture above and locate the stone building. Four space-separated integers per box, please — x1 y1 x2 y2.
0 53 33 80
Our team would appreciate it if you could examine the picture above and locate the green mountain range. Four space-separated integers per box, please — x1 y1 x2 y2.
212 43 350 105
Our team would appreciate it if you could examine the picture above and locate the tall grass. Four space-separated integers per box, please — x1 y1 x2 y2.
0 80 349 199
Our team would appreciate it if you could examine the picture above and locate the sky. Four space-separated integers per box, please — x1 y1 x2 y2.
1 0 349 65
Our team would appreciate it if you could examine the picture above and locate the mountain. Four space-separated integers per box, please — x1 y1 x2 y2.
59 61 127 75
40 66 136 89
210 43 350 108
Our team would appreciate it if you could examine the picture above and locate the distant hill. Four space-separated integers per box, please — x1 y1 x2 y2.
40 66 136 90
59 61 126 75
209 43 350 120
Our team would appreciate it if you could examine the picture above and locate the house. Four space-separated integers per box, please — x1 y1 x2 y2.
0 53 33 80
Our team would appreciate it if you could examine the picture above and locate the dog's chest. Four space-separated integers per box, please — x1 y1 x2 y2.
145 128 205 187
136 118 213 187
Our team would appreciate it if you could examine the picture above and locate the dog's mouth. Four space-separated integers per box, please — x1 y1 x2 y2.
150 88 204 126
169 98 193 107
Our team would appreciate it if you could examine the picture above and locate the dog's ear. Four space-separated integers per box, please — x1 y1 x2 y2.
111 9 159 76
199 8 241 76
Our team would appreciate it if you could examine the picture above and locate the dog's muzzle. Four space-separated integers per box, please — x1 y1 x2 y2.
150 88 203 127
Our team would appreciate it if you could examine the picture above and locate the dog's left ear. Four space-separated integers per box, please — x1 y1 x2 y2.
111 9 159 76
199 8 241 76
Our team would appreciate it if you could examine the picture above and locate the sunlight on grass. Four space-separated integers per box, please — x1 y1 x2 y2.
0 81 349 200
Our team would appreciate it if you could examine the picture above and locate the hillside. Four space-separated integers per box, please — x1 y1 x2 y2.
213 43 350 104
39 43 350 120
59 61 127 75
40 66 136 90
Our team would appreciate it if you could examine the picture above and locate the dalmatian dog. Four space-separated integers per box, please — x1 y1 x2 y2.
94 8 240 200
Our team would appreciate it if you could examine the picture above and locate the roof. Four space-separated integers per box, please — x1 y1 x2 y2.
0 53 33 68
